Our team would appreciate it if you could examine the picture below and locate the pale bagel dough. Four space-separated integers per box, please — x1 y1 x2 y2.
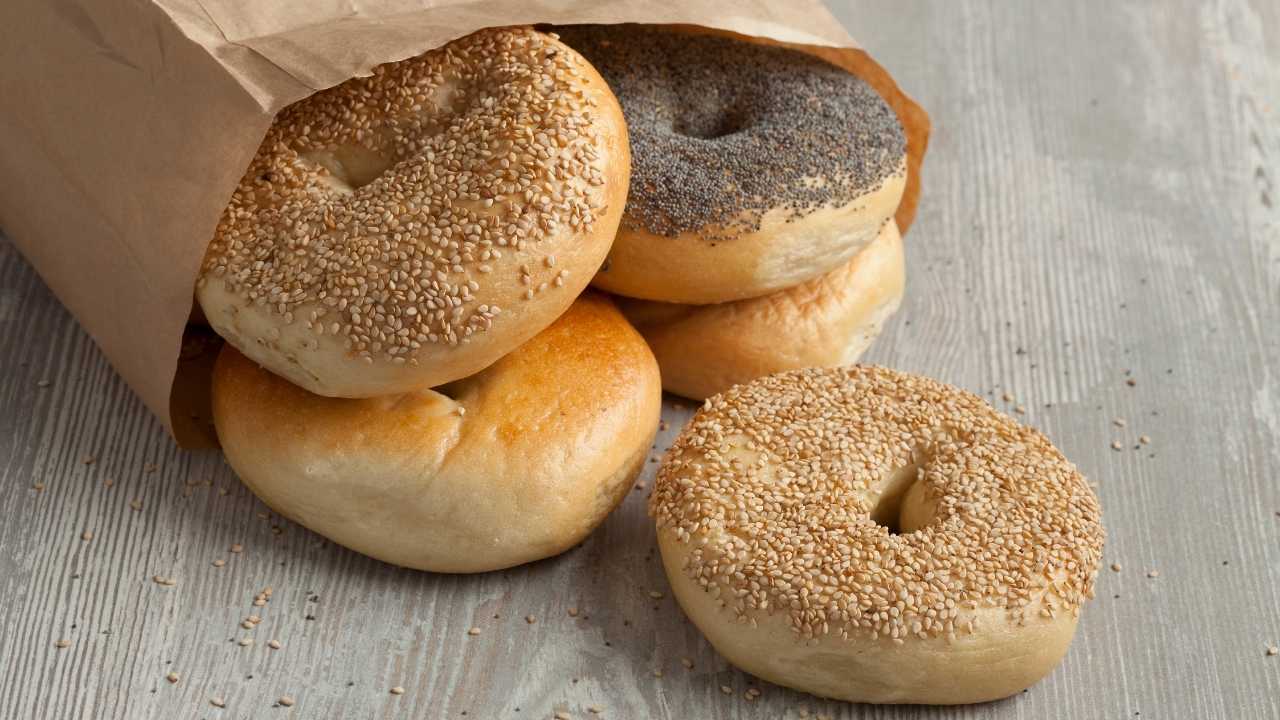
212 294 661 573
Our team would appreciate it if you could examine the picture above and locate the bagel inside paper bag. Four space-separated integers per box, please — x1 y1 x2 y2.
0 0 928 447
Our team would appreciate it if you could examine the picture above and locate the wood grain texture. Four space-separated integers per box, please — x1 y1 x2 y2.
2 1 1279 717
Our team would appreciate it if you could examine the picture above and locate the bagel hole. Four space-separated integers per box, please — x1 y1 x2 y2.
869 464 921 535
673 109 748 140
304 145 393 191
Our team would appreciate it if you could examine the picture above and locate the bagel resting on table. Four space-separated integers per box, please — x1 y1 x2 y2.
198 27 630 398
211 294 661 573
561 25 906 305
652 366 1105 704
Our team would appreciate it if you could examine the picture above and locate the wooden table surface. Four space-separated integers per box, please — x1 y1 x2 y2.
3 2 1278 718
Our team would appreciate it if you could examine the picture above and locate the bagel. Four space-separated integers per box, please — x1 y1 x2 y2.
560 25 906 304
198 27 629 397
618 219 904 400
652 366 1105 704
211 294 661 573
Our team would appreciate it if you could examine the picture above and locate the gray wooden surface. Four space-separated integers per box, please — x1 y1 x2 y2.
3 1 1279 718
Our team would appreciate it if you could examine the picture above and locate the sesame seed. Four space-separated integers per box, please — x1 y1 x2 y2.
239 638 254 647
129 499 143 511
681 658 694 669
1147 570 1159 578
199 28 612 367
32 482 45 492
268 639 282 649
1267 646 1278 657
166 672 180 684
390 686 405 695
212 559 226 567
555 713 571 720
588 706 603 714
1139 435 1151 445
278 695 295 707
651 366 1105 642
230 544 243 553
210 697 226 708
525 615 536 624
1111 441 1123 451
467 627 481 636
567 607 579 617
1111 563 1122 572
1113 418 1127 427
648 591 664 599
81 530 93 541
54 639 71 649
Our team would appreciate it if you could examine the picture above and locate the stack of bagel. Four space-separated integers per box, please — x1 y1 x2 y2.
196 24 1104 706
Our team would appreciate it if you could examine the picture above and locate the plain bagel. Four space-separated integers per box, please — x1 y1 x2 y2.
561 25 906 304
618 219 904 400
212 294 661 573
198 27 629 397
652 366 1105 704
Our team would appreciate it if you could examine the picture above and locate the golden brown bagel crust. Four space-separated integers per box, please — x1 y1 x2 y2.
618 219 904 400
593 172 904 304
212 294 661 573
652 366 1105 703
199 28 629 397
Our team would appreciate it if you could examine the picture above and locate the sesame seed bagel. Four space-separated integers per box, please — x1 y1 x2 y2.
560 26 906 305
618 219 904 400
198 27 629 397
652 366 1105 704
212 294 660 573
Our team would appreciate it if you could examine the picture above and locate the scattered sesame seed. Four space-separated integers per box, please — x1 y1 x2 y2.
555 712 571 720
1139 435 1151 445
36 379 51 388
681 658 694 669
720 685 733 695
229 544 243 553
278 695 295 707
1126 378 1137 387
239 638 254 647
1113 418 1127 427
567 607 579 617
166 672 179 684
1001 392 1014 402
268 639 282 650
652 669 663 678
588 706 603 714
152 575 176 586
82 455 96 465
81 530 93 541
212 559 226 567
103 478 114 488
210 697 226 708
1014 405 1026 414
390 686 405 695
1111 563 1122 572
467 627 481 636
32 482 45 492
129 499 143 511
1267 646 1278 657
54 639 71 649
1111 441 1123 451
648 591 664 599
525 615 536 624
1147 570 1159 578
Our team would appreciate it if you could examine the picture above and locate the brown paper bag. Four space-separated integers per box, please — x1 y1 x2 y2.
0 0 929 447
